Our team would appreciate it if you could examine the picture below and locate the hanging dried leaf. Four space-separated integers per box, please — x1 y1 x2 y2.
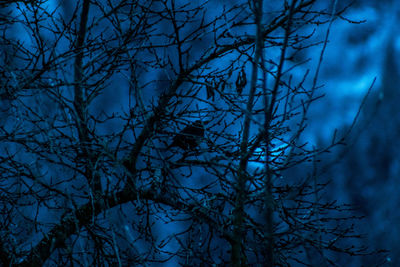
206 83 215 100
235 68 247 94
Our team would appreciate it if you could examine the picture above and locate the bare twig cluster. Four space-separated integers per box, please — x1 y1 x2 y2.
0 0 368 266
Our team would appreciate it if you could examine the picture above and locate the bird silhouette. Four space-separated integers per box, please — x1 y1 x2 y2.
168 120 207 151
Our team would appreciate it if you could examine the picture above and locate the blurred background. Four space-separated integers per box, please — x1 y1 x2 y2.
35 0 400 265
304 0 400 265
2 0 400 265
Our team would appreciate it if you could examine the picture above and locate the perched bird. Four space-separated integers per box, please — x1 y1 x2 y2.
168 120 207 151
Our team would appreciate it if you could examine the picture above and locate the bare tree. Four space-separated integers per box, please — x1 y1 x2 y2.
0 0 370 266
